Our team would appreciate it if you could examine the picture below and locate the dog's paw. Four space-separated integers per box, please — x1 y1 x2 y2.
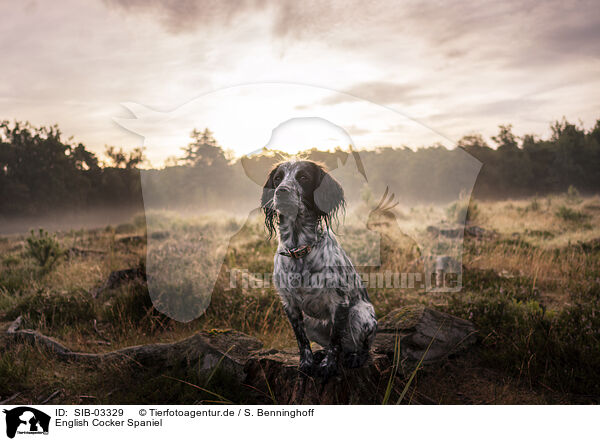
315 355 339 380
298 351 314 375
312 349 327 364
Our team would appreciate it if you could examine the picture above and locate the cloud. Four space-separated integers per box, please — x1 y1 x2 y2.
2 0 599 164
345 124 371 136
320 81 423 106
426 96 549 125
103 0 263 34
102 0 600 71
103 0 370 39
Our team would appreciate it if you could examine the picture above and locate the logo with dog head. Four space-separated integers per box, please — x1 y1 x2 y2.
3 407 50 439
115 83 481 322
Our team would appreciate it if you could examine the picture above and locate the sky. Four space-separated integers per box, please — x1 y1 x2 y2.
1 0 599 166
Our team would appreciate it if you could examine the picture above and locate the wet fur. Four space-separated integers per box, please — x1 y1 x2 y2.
261 160 377 378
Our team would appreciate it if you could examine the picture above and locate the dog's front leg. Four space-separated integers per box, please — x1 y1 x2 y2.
316 294 350 379
283 304 314 375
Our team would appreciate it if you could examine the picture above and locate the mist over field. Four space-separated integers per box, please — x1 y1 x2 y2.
2 118 600 234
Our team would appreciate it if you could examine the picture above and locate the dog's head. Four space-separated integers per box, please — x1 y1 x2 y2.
261 160 345 237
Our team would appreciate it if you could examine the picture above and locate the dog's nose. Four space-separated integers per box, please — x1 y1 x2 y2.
276 186 290 196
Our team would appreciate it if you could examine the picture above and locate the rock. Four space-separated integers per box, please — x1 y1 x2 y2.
90 266 146 298
149 231 170 240
426 225 497 240
116 235 146 246
67 247 107 259
465 225 497 239
376 305 477 364
578 238 600 253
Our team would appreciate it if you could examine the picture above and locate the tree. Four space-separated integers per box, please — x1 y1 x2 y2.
492 125 519 152
181 128 226 167
104 146 146 169
71 143 99 171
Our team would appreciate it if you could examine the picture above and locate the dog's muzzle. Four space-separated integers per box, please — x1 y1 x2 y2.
274 185 300 216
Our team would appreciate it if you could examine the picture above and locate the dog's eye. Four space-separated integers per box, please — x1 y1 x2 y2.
273 174 282 185
297 174 309 183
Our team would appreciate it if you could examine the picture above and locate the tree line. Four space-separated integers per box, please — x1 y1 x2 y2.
1 118 599 219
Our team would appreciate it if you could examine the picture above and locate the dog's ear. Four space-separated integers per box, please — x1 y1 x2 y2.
314 164 345 228
261 165 279 238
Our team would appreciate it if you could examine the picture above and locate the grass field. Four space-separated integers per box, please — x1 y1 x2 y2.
1 192 599 404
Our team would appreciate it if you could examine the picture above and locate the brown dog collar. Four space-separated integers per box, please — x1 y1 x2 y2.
278 228 324 259
279 245 313 259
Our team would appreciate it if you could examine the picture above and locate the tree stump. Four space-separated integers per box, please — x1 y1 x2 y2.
245 305 477 404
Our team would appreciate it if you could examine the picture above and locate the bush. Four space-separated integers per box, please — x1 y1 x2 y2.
115 223 136 234
0 265 34 294
25 229 63 270
566 185 582 204
527 197 540 212
555 206 590 224
0 347 34 396
525 229 554 239
132 214 147 229
446 199 479 224
6 290 96 328
445 288 600 397
102 283 170 333
2 255 21 267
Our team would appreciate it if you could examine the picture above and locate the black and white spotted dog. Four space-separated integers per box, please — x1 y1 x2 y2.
261 159 377 379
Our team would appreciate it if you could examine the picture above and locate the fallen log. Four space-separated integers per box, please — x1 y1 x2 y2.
67 247 107 258
0 393 21 405
4 306 477 404
5 316 261 371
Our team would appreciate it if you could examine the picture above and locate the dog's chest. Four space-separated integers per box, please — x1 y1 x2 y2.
274 238 343 289
274 242 346 320
299 288 340 319
275 276 339 320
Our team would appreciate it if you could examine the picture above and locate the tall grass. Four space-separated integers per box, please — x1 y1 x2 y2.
0 194 599 403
